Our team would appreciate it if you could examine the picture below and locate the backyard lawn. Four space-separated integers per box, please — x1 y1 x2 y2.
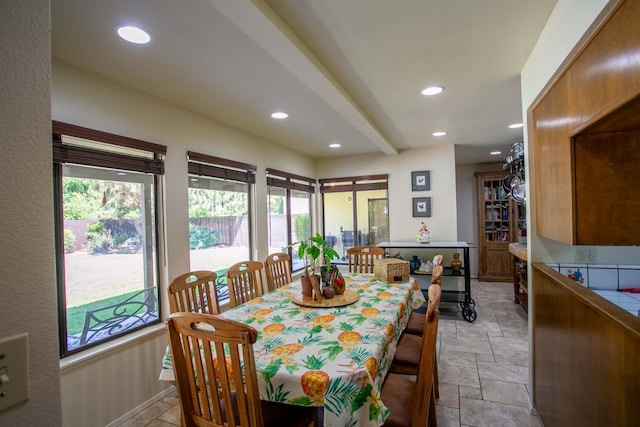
64 246 251 308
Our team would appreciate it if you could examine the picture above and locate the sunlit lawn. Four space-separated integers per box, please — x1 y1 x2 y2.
64 246 252 308
63 245 305 341
66 289 143 335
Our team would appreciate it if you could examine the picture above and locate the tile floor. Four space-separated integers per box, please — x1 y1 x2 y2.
118 280 543 427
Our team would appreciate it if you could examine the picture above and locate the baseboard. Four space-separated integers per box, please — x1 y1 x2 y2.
106 385 176 427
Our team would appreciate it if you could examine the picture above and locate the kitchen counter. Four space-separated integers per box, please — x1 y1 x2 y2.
508 242 527 260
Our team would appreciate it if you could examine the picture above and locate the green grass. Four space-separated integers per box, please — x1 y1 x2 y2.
66 289 145 336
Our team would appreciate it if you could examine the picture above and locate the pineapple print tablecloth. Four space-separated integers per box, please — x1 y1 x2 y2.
160 273 425 427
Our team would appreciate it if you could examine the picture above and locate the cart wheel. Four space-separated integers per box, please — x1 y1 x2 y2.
462 306 477 322
460 298 475 309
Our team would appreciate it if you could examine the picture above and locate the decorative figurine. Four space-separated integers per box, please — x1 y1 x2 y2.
417 221 431 243
451 252 463 274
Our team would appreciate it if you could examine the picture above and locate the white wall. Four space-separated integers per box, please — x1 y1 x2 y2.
52 61 316 426
0 1 62 425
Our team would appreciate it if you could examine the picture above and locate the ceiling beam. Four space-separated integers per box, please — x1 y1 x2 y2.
209 0 399 155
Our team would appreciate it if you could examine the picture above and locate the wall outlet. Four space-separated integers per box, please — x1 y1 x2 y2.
576 247 596 263
0 333 30 411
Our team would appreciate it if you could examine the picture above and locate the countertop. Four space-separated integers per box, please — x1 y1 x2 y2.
509 243 527 261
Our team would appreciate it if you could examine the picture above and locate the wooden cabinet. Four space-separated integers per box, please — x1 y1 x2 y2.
476 171 518 281
531 0 640 245
509 243 528 312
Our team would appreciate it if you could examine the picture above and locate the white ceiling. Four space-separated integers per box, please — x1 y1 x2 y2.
51 0 557 165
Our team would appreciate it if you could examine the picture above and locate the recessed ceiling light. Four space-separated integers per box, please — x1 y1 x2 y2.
116 25 152 44
271 112 288 119
490 151 502 155
190 178 198 182
117 172 127 176
329 143 341 148
509 123 523 129
421 86 444 96
432 131 447 136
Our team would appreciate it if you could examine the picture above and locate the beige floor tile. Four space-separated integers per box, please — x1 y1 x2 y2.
492 348 529 367
460 397 543 427
439 349 478 368
480 378 531 408
439 363 480 388
158 404 181 425
459 385 482 400
489 335 528 353
477 360 529 383
118 401 175 427
436 405 461 427
440 334 493 355
475 352 496 363
436 381 460 408
144 421 179 427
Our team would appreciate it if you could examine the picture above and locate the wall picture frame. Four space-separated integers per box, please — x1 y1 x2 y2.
411 170 430 191
412 197 431 217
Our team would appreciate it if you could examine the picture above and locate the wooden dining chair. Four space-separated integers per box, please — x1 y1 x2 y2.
381 285 441 427
227 261 265 307
168 270 220 315
166 312 318 427
389 266 442 397
347 246 385 273
264 252 292 291
405 254 443 335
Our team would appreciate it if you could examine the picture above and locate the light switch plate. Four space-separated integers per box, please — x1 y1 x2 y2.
0 333 29 411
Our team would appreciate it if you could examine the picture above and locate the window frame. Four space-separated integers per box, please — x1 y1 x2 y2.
266 168 315 273
187 151 256 299
319 174 389 259
53 121 165 357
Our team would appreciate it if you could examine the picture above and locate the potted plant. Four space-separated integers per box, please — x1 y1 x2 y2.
291 233 340 297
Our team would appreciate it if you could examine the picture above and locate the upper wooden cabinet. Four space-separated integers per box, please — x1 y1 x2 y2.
531 0 640 246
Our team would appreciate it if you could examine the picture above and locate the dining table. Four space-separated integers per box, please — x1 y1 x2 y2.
159 272 425 427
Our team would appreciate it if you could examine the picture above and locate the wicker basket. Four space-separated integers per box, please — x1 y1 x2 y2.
374 258 410 283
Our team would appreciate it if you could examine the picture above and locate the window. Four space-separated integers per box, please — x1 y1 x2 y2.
187 152 255 300
53 122 165 357
320 175 389 263
266 169 314 272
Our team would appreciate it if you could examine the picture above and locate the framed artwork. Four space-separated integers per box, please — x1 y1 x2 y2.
412 197 431 217
411 170 430 191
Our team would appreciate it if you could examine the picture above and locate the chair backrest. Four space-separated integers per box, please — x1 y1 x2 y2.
168 270 220 315
227 261 265 307
347 246 385 273
264 253 292 291
166 312 262 427
412 284 441 426
431 254 443 286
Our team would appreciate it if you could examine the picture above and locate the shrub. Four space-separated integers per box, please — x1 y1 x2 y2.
64 229 76 253
189 226 221 250
85 222 113 253
294 214 310 242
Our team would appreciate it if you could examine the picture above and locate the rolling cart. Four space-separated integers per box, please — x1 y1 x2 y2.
377 241 477 322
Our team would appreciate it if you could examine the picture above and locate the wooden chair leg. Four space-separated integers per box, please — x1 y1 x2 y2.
428 386 438 426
